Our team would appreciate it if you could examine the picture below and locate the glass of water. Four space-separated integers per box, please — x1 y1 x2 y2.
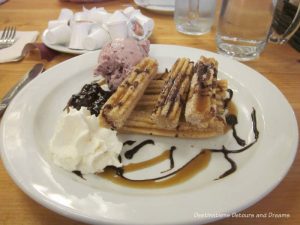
174 0 217 35
216 0 300 61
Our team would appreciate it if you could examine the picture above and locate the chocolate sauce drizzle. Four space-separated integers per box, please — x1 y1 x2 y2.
124 139 155 159
226 114 246 146
251 108 259 139
123 140 136 146
224 89 233 108
118 155 122 163
72 170 85 180
161 146 176 173
211 108 259 179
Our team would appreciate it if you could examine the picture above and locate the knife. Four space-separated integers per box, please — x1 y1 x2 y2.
0 63 44 119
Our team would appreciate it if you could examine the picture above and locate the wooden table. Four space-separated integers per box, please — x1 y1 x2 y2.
0 1 299 224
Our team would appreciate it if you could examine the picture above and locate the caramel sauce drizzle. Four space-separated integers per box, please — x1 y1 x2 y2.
99 149 211 189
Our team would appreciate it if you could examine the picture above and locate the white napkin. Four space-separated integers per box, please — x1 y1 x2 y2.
0 31 39 63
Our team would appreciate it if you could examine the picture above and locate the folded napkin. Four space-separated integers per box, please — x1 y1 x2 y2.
0 31 39 63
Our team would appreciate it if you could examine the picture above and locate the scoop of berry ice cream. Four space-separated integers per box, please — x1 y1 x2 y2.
94 38 150 90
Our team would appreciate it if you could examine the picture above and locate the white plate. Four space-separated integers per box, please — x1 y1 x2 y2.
134 0 174 13
42 29 92 55
0 45 298 225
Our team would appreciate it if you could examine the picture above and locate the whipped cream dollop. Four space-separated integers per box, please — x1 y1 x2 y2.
49 107 122 174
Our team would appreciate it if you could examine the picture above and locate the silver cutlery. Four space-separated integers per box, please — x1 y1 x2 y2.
0 26 16 49
0 64 44 119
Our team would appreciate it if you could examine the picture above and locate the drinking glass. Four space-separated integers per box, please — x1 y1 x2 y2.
174 0 217 35
216 0 300 61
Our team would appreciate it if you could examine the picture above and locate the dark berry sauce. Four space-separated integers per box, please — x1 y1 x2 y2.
65 82 112 116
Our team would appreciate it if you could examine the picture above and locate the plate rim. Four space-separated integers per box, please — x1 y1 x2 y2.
134 0 174 13
0 44 298 225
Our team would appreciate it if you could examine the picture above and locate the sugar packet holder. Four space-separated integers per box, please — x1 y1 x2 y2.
48 8 73 29
45 24 71 45
128 13 154 40
83 26 111 50
69 22 92 50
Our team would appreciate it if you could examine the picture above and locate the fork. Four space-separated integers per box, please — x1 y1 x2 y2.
0 26 16 49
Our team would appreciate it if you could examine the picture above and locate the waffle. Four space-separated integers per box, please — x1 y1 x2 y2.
185 56 226 128
120 82 228 138
99 57 158 129
120 110 226 138
101 56 230 138
151 58 194 129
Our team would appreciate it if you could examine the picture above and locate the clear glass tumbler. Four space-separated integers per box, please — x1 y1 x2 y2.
174 0 217 35
216 0 300 61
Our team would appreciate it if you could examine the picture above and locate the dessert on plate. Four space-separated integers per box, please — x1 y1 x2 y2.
48 39 259 186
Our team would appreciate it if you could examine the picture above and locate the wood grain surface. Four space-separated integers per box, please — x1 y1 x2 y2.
0 0 299 225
